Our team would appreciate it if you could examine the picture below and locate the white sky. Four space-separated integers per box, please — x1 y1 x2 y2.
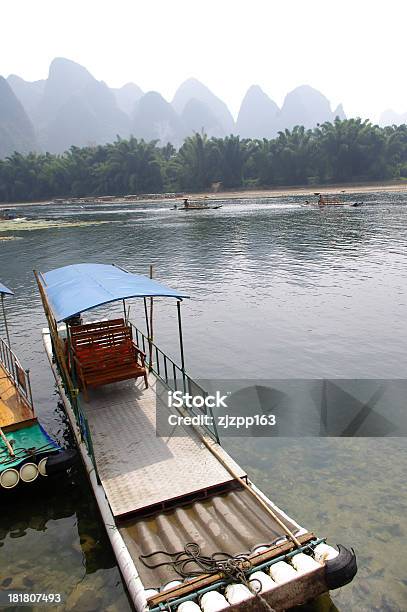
1 0 406 121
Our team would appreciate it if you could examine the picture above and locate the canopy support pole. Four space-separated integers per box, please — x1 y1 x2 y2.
26 369 34 413
148 265 154 372
177 301 186 392
143 298 150 338
1 293 12 350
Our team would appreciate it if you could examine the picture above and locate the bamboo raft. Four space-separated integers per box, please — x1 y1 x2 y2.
36 263 357 611
0 282 75 490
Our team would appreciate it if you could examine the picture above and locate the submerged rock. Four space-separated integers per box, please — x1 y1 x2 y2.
66 585 103 611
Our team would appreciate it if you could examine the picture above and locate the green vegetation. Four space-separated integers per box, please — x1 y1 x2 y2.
1 118 407 202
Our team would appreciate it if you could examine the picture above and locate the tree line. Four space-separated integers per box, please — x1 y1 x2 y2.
1 118 407 203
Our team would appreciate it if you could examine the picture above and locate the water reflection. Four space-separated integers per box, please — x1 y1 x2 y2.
0 464 131 611
1 192 406 610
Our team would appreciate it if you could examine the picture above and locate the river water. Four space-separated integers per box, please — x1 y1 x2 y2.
0 193 406 611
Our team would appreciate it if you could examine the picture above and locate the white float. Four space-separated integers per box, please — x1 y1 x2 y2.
162 580 183 591
19 462 39 483
38 457 48 476
224 583 253 605
269 561 298 583
0 468 20 488
177 602 202 611
200 590 230 611
144 588 159 598
291 553 321 573
249 570 277 593
313 543 339 563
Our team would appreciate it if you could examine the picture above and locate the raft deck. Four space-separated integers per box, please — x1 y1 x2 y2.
0 363 33 430
119 486 302 586
83 375 246 518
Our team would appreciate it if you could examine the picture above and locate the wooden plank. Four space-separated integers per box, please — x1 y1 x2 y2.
0 364 34 428
71 318 125 335
3 417 37 433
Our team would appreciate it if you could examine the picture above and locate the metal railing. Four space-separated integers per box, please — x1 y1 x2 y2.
0 337 34 409
54 337 98 475
130 323 220 443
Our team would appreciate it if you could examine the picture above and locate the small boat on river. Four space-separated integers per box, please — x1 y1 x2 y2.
303 193 364 207
35 263 357 611
0 282 76 491
174 198 222 210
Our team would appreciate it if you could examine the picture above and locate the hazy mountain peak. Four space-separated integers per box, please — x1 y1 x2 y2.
37 57 96 125
172 78 234 135
133 91 185 146
279 84 334 130
172 78 217 112
286 84 331 102
236 85 279 138
174 77 208 95
137 90 170 107
0 76 38 157
333 103 346 120
112 82 143 116
7 74 45 121
246 84 269 96
34 57 130 152
48 57 93 81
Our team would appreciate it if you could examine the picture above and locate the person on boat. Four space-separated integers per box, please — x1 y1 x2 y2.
318 194 324 205
183 198 189 209
66 313 83 327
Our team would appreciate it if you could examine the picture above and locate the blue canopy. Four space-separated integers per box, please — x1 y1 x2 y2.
40 263 189 322
0 282 13 296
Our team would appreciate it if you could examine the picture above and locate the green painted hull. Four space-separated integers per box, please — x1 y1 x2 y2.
0 422 60 473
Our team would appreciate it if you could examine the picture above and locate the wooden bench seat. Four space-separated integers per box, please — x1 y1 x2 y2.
70 319 148 400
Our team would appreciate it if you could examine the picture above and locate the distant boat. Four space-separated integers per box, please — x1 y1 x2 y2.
303 194 364 207
175 198 222 210
0 209 18 221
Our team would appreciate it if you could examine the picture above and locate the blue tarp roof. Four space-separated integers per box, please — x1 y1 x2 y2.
40 263 189 322
0 282 13 295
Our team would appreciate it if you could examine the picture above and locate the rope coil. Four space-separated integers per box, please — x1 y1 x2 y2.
140 542 277 611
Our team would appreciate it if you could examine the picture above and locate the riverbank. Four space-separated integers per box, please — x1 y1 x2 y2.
1 179 406 209
189 180 407 200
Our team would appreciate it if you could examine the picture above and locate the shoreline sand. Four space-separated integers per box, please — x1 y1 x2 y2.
1 180 406 209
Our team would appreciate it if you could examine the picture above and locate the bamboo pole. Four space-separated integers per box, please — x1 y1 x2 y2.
149 265 154 371
33 271 76 398
199 434 301 547
0 426 15 457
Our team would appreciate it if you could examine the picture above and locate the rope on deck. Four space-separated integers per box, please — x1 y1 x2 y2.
140 542 277 611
